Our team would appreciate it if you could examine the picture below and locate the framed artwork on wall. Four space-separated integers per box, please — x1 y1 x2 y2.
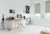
9 9 15 14
25 5 30 14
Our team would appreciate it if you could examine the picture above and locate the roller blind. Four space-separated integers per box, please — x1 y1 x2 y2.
35 3 40 13
46 1 50 13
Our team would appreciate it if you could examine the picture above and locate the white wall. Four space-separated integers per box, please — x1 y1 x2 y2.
0 0 30 20
0 0 5 21
30 0 50 27
4 0 30 17
30 0 40 24
0 0 30 28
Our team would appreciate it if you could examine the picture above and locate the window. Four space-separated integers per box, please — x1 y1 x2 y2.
45 1 50 19
35 3 40 17
45 1 50 13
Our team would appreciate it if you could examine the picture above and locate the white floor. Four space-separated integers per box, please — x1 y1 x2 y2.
0 25 50 34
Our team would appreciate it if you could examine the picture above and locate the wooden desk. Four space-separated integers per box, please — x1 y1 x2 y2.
41 31 50 34
5 19 22 28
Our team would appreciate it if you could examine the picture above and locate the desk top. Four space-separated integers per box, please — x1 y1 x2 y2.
6 18 21 21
